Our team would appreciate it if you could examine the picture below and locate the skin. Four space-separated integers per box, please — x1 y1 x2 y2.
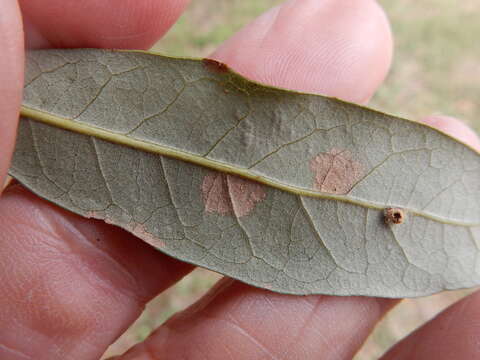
1 0 479 359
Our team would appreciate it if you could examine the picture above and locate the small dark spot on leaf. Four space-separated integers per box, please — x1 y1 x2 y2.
203 58 229 73
384 208 406 225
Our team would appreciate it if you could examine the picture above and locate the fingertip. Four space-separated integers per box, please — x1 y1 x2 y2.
20 0 190 49
212 0 393 103
421 115 480 152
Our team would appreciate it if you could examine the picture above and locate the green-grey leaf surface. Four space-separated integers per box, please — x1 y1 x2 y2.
10 49 480 297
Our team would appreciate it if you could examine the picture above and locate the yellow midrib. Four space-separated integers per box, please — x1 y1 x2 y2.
20 105 479 227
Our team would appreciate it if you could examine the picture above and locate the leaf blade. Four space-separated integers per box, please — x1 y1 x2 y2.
10 49 480 297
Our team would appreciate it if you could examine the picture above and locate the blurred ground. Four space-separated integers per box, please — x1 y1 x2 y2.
103 0 480 358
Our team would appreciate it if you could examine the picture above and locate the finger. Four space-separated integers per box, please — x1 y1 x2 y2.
117 280 397 360
0 186 193 360
116 0 398 359
421 115 480 151
0 0 24 187
19 0 190 49
381 290 480 360
211 0 393 104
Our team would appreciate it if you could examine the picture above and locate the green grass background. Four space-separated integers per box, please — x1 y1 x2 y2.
103 0 480 358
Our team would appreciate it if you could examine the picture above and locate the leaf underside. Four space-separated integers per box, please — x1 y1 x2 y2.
10 49 480 298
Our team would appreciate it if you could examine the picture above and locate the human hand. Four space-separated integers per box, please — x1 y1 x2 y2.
1 1 480 359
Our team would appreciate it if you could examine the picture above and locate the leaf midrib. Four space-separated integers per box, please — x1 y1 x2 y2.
20 105 479 227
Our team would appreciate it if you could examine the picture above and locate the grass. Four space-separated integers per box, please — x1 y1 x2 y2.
103 0 480 358
374 0 480 129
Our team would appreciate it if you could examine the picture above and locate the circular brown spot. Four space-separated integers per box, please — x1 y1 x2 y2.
310 148 364 194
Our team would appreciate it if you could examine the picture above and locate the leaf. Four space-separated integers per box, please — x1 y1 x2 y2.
10 49 480 298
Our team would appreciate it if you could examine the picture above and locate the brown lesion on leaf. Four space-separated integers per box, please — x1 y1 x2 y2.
201 173 266 217
384 208 406 225
132 224 166 248
202 58 229 73
85 211 102 220
309 148 364 194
